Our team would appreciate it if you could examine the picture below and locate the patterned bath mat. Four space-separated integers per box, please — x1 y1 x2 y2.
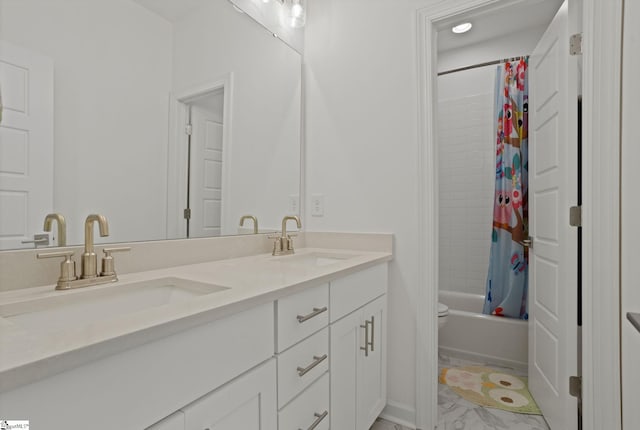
439 366 541 415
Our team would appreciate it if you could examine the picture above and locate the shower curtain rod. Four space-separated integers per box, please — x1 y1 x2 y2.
437 55 528 76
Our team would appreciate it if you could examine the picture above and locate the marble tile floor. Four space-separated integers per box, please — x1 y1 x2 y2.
437 353 550 430
371 417 413 430
370 353 550 430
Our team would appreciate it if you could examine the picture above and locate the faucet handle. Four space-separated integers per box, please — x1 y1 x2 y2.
101 247 131 277
37 251 77 283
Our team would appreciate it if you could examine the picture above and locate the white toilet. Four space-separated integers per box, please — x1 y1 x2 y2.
438 302 449 330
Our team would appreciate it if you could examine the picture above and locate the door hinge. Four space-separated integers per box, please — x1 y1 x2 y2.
523 237 533 249
569 375 582 399
570 33 583 55
570 206 582 227
185 124 193 136
183 208 191 220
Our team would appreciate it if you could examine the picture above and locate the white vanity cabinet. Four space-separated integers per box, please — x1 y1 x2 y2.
182 359 277 430
329 265 388 430
147 411 185 430
275 283 331 429
0 258 389 430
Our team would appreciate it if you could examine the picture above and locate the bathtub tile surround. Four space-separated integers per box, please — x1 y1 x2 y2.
438 94 495 295
438 353 549 430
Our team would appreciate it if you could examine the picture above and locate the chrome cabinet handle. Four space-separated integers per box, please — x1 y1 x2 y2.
298 411 328 430
369 316 375 352
297 306 328 323
360 320 370 357
296 354 328 377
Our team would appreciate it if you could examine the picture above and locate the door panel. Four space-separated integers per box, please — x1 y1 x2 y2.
357 295 387 430
528 1 579 429
183 359 276 430
0 41 53 249
189 97 223 238
330 310 362 430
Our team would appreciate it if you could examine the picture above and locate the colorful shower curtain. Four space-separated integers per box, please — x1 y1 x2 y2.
483 58 529 320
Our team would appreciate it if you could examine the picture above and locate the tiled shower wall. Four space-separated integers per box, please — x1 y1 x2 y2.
438 93 495 295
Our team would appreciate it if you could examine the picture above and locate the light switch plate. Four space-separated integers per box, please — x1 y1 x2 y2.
311 194 324 217
288 195 299 213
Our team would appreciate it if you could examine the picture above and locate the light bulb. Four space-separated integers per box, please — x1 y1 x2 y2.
292 3 303 17
289 0 305 28
452 22 472 34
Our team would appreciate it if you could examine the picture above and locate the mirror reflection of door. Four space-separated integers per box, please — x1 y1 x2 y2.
185 90 224 239
0 41 54 250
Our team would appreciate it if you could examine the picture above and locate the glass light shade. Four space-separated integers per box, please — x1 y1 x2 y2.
452 22 473 34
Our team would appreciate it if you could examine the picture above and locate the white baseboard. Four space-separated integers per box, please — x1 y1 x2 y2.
380 400 417 429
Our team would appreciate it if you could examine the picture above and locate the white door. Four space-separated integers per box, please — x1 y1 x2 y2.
621 0 640 425
188 93 224 238
528 1 579 429
0 41 54 250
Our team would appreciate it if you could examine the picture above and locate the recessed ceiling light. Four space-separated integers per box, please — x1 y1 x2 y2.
452 22 473 34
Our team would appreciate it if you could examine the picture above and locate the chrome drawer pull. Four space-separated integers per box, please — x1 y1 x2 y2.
299 410 328 430
297 306 328 323
296 354 328 377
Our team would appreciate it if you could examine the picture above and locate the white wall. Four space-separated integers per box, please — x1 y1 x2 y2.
437 29 542 296
621 0 640 425
0 0 173 244
304 0 421 423
172 0 301 235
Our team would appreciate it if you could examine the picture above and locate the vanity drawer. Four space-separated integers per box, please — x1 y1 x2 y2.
277 327 329 408
276 283 329 352
279 373 329 430
330 263 387 322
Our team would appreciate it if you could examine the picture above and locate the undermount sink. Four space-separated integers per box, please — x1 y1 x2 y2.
275 252 359 267
0 277 229 332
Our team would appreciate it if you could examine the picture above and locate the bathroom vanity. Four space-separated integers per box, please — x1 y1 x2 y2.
0 235 391 430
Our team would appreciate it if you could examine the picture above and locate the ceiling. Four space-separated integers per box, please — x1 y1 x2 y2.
131 0 209 22
437 0 564 52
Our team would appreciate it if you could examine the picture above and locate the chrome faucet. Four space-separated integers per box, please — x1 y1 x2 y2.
239 215 259 234
37 213 130 290
270 215 301 256
81 214 109 279
43 213 67 247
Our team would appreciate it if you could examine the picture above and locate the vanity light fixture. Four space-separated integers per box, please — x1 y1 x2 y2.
452 22 473 34
289 0 306 28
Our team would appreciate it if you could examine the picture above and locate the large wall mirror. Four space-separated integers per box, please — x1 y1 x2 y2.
0 0 302 250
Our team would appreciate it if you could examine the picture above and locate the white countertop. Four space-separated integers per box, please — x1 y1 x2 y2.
0 247 391 392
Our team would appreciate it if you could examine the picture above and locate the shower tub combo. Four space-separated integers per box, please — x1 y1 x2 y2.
438 290 528 370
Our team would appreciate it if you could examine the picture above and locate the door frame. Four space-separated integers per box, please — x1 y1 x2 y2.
414 0 623 429
166 73 234 239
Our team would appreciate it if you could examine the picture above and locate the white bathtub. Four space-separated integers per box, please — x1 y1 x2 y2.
438 290 528 369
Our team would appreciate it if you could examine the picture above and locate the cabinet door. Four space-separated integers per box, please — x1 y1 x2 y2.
330 310 363 430
183 359 276 430
357 295 387 430
147 411 184 430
